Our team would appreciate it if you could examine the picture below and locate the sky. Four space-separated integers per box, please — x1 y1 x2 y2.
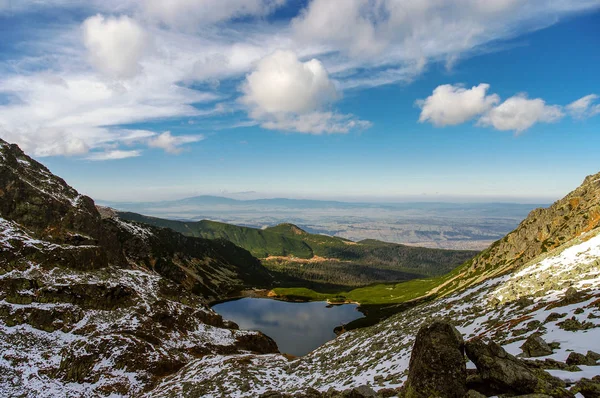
0 0 599 202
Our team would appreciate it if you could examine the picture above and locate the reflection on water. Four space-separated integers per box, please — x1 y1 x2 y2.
212 298 364 356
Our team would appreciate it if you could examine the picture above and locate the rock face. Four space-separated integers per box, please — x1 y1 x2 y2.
465 339 571 397
0 139 278 396
402 321 467 398
521 334 554 358
451 171 600 292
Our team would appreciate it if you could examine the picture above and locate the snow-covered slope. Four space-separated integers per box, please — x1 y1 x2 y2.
149 229 600 397
0 139 279 397
0 216 278 397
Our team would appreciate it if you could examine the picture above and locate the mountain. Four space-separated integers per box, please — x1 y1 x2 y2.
148 172 600 397
116 211 478 289
2 137 600 397
101 195 543 252
0 139 277 396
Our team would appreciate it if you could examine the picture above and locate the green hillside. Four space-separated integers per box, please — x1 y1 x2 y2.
117 212 478 288
117 212 314 258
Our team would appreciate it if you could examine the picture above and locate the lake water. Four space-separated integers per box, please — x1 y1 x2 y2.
212 298 364 356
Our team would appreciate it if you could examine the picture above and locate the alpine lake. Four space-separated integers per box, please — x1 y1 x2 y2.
212 298 364 356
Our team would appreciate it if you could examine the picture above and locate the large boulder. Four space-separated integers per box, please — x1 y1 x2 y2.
571 378 600 398
521 334 554 357
465 339 573 397
403 321 467 398
566 352 597 366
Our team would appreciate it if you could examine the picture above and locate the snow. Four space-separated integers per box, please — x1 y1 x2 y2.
114 218 153 239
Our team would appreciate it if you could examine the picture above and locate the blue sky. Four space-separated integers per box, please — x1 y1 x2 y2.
0 1 599 202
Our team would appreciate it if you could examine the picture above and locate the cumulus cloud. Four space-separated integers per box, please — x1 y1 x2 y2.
2 0 600 156
416 84 499 127
147 131 204 154
566 94 600 119
240 50 369 134
241 50 338 116
82 14 150 78
86 149 142 161
418 84 568 133
478 94 564 133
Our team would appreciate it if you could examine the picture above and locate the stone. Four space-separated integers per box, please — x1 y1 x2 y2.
346 386 378 397
570 378 600 398
587 351 600 363
403 321 467 398
466 339 539 394
465 390 486 398
566 352 596 366
521 334 553 357
465 339 572 397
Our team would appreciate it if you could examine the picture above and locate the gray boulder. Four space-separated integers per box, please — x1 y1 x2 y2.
465 339 573 397
566 352 597 366
521 334 554 357
403 321 467 398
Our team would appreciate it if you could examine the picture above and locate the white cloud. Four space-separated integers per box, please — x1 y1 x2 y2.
417 84 499 127
86 149 142 161
241 50 337 116
478 94 564 133
139 0 286 28
240 50 369 134
261 112 372 135
82 14 150 78
1 0 599 156
291 0 600 88
566 94 600 119
147 131 204 154
293 0 600 60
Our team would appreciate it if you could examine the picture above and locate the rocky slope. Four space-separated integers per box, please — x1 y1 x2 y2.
0 139 277 396
2 136 600 397
147 173 600 397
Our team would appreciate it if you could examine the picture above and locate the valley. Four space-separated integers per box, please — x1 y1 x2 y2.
102 198 541 251
1 137 600 397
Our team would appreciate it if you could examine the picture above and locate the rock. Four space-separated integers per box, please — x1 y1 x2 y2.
545 312 567 323
587 351 600 363
570 378 600 398
558 317 595 331
346 386 378 397
378 388 398 397
566 352 597 366
234 332 279 354
466 339 538 394
465 339 572 397
465 390 486 398
526 358 581 372
403 321 467 398
260 391 289 398
521 334 554 357
564 287 580 302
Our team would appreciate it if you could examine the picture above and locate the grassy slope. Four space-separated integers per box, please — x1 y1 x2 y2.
117 212 314 258
117 212 477 285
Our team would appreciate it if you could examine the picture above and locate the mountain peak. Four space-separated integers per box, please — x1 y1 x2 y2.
448 169 600 292
266 223 308 235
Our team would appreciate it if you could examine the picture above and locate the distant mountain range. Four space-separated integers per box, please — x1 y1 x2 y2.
100 194 545 213
100 195 546 251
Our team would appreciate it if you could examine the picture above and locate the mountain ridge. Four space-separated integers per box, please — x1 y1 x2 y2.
2 138 600 397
